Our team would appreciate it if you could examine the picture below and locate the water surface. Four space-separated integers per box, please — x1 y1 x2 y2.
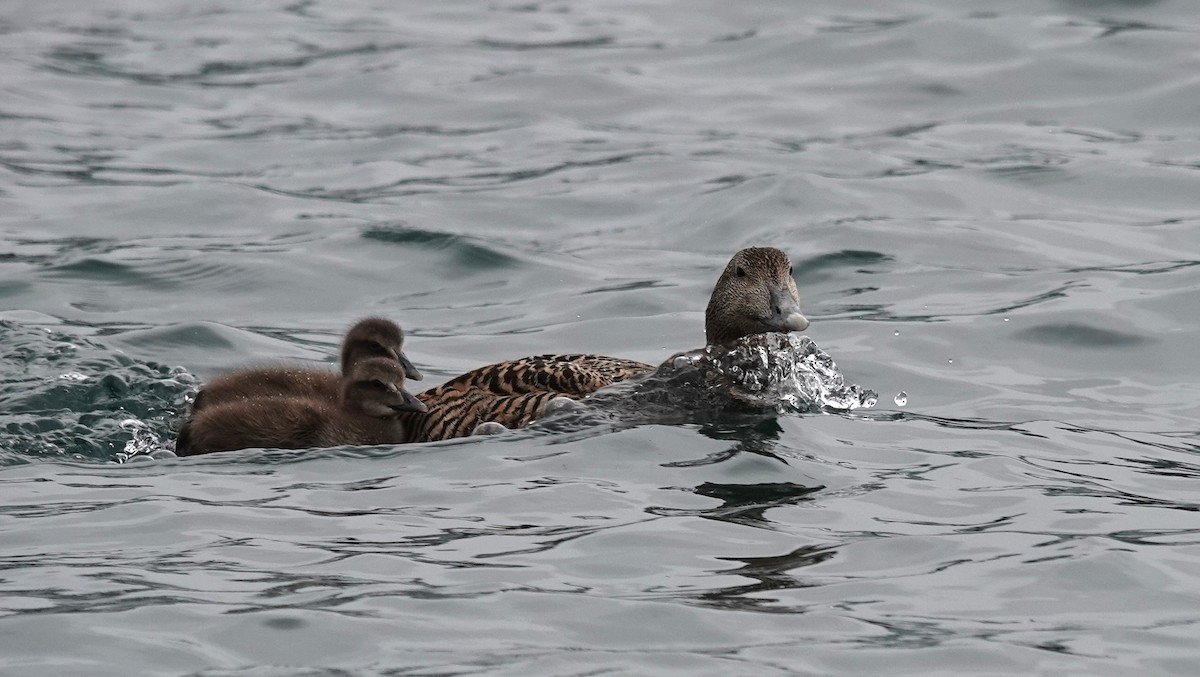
2 1 1199 675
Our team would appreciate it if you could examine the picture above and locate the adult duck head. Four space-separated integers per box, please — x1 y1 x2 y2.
704 247 809 347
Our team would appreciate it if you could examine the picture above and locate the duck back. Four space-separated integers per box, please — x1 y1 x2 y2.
402 389 560 442
436 354 652 397
402 354 651 442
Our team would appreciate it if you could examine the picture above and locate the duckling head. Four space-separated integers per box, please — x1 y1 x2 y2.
704 247 809 347
341 317 423 381
341 356 428 417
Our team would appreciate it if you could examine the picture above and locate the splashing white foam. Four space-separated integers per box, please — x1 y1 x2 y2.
661 333 878 413
116 418 175 462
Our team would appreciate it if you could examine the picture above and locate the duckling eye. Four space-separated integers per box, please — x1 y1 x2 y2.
735 266 745 278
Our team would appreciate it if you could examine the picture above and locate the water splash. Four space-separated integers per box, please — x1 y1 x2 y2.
0 320 195 463
658 333 878 413
116 419 177 463
541 333 877 433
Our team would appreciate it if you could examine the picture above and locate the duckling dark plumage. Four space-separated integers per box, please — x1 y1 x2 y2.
405 247 807 441
177 357 425 456
338 317 423 381
177 317 420 453
189 317 421 414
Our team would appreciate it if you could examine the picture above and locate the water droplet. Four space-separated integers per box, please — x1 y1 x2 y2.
947 359 954 364
893 330 900 337
1003 317 1009 322
894 391 907 406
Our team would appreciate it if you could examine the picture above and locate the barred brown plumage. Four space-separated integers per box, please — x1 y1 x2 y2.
400 355 653 441
401 388 562 442
437 354 653 396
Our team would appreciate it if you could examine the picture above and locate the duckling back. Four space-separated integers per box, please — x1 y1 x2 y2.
176 396 413 455
190 367 340 413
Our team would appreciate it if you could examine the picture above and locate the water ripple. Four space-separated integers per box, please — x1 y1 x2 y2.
3 0 1200 674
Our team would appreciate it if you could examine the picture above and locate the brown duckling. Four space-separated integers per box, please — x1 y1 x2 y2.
177 357 426 455
189 316 422 414
406 246 808 441
340 317 423 381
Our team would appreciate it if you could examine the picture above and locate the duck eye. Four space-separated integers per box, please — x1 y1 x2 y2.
735 266 745 278
788 265 793 275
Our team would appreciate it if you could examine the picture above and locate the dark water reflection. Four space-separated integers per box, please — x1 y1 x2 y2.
3 0 1200 675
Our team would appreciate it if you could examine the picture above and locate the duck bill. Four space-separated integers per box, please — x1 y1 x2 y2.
768 289 810 333
778 309 809 333
391 391 428 413
396 353 423 381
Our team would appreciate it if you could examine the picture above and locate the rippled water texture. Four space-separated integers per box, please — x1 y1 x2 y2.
3 1 1200 675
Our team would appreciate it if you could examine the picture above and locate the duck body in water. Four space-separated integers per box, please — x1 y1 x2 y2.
177 357 426 455
404 353 653 441
407 247 809 441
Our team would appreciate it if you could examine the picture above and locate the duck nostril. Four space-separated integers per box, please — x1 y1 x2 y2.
773 305 781 316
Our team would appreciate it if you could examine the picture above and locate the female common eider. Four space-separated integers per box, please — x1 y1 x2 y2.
176 357 426 455
188 317 422 414
404 247 808 441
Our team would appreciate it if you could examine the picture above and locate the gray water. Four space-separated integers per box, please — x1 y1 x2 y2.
2 0 1200 675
